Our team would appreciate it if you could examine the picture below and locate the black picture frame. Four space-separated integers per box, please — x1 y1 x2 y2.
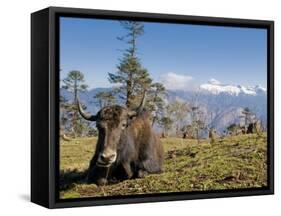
31 6 274 209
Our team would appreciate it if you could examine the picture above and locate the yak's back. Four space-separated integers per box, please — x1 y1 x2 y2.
129 112 153 139
128 112 164 171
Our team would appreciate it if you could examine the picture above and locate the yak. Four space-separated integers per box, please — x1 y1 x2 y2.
247 120 262 134
77 95 164 185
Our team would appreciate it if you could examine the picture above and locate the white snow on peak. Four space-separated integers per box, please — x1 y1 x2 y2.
208 78 221 85
200 79 266 96
200 83 240 95
254 85 267 92
239 85 257 95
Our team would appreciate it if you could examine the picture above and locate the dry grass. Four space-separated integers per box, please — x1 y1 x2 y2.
59 133 267 199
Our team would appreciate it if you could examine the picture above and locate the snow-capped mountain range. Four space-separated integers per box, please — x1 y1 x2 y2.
167 79 267 132
199 78 266 96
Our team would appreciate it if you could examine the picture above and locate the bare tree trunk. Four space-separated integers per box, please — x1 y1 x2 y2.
73 78 78 137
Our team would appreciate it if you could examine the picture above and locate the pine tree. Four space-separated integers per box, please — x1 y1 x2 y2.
242 107 252 124
62 70 89 137
108 21 152 109
181 125 194 139
94 91 116 109
147 82 166 126
60 95 70 138
167 100 190 136
190 106 206 144
62 70 88 102
159 116 173 137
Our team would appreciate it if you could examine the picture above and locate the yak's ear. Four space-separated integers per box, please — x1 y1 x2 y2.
126 90 147 120
121 119 128 130
126 111 137 127
127 110 137 118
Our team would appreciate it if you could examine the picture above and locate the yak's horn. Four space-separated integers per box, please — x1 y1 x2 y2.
128 90 147 118
77 98 97 121
137 90 146 114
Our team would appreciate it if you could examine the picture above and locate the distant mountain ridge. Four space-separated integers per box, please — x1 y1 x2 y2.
167 80 266 132
61 80 267 133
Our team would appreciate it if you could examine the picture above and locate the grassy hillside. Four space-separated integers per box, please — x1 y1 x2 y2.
59 133 267 199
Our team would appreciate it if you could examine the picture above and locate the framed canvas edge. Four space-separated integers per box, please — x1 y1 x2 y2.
31 8 52 208
43 6 274 209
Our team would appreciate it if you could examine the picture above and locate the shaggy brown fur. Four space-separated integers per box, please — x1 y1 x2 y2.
247 121 262 134
78 103 164 185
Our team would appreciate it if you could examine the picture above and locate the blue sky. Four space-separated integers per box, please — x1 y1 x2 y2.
60 17 267 90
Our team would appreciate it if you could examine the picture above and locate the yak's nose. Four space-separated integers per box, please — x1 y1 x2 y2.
100 153 116 162
98 151 117 165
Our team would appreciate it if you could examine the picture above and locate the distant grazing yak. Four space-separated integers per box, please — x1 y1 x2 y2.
247 120 262 134
208 128 218 144
77 94 164 185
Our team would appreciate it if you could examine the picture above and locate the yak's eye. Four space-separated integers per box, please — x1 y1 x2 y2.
96 122 105 130
121 122 127 129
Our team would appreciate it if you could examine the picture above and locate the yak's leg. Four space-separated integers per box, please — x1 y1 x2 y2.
137 169 148 178
96 177 108 186
122 162 133 179
87 165 109 186
138 158 162 177
86 155 100 183
137 135 163 177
